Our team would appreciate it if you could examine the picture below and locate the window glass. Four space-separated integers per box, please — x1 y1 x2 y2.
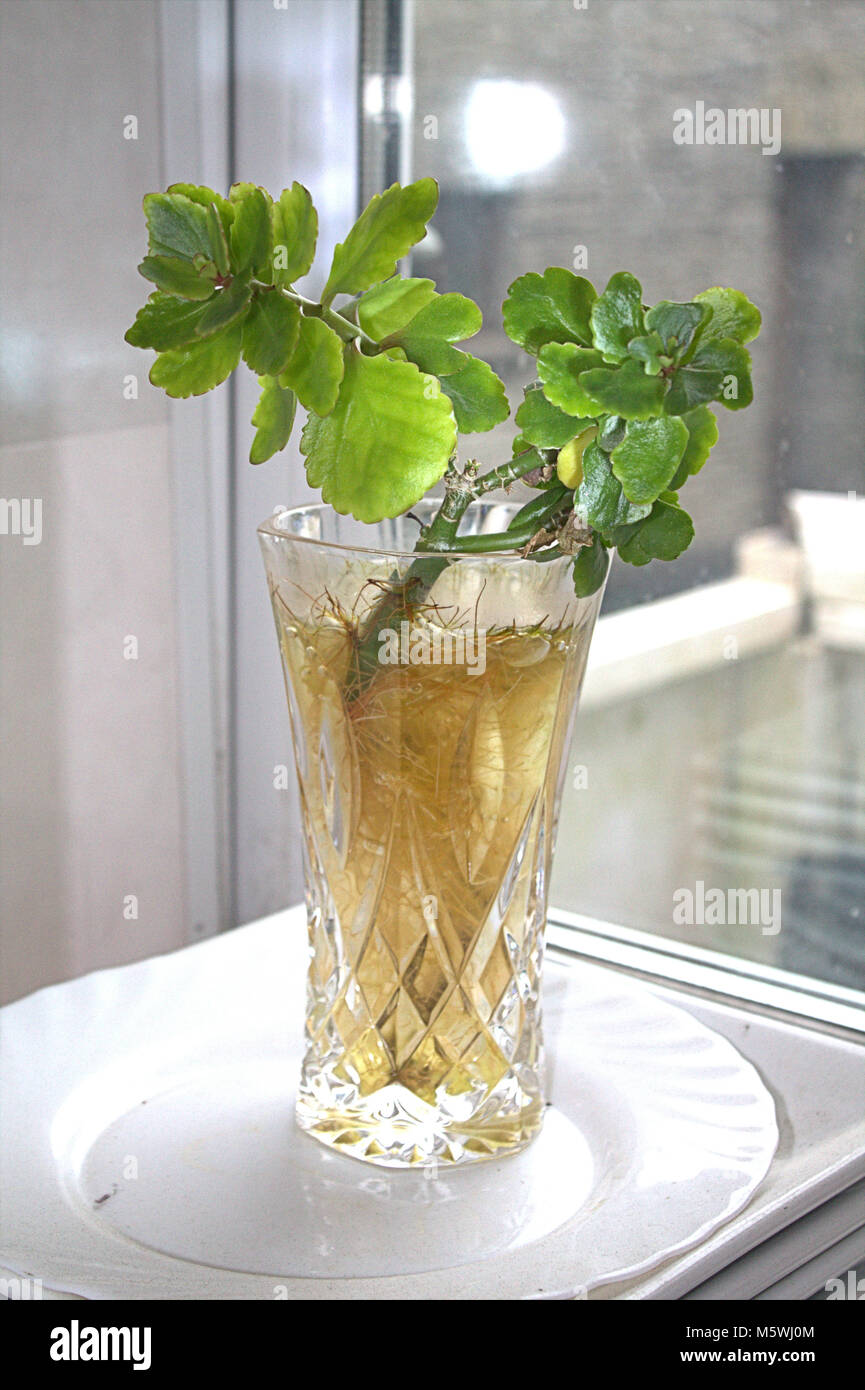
399 0 865 989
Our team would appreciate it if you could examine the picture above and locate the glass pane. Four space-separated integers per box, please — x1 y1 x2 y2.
399 0 865 990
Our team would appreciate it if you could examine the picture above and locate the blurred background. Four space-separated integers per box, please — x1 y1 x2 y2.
1 0 862 1005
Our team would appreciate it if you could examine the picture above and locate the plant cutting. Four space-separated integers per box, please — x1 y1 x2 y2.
127 177 760 1167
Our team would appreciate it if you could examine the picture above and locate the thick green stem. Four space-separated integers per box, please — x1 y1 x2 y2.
345 553 451 701
345 448 563 702
420 524 550 555
417 447 547 553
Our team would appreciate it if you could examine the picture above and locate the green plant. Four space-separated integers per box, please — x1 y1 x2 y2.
126 178 760 601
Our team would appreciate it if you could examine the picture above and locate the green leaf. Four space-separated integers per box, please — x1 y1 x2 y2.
596 415 626 452
663 361 724 414
626 332 666 375
694 338 753 411
572 539 610 597
439 355 509 433
241 291 301 376
278 315 345 416
229 184 272 275
300 350 456 522
205 204 230 276
610 417 689 505
125 291 218 351
398 340 466 376
616 499 695 566
138 254 216 300
537 343 606 416
193 276 252 337
143 192 214 263
694 287 761 345
502 268 596 354
398 293 482 344
149 321 243 398
322 178 438 303
644 301 710 360
166 183 234 236
590 272 645 363
668 406 719 489
665 337 752 414
515 386 588 448
250 376 297 464
574 442 652 531
357 277 437 340
390 292 482 377
271 183 318 286
577 358 666 420
507 482 570 533
140 189 232 301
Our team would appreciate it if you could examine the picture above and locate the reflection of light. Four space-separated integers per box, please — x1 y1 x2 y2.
363 74 412 120
466 80 565 183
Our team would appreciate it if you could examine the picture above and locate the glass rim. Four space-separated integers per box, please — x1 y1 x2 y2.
257 500 564 563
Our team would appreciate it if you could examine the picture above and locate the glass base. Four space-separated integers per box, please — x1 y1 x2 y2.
296 1079 544 1168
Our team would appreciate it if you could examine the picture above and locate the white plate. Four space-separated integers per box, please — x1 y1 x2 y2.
0 909 778 1299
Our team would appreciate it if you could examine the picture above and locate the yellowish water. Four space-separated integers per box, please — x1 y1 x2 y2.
275 606 584 1163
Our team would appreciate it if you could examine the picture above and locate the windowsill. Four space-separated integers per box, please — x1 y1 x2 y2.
546 915 865 1300
581 576 801 709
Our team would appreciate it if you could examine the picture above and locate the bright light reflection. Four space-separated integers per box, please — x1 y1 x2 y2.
364 73 413 121
465 79 566 183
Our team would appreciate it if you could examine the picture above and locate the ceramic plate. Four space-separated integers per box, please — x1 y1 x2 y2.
0 909 778 1299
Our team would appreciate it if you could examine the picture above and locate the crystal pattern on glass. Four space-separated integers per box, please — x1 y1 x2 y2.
259 504 605 1167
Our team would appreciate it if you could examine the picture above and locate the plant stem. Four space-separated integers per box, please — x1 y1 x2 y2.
345 553 451 701
417 447 550 552
246 285 565 696
250 280 378 349
345 447 561 702
287 291 379 348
